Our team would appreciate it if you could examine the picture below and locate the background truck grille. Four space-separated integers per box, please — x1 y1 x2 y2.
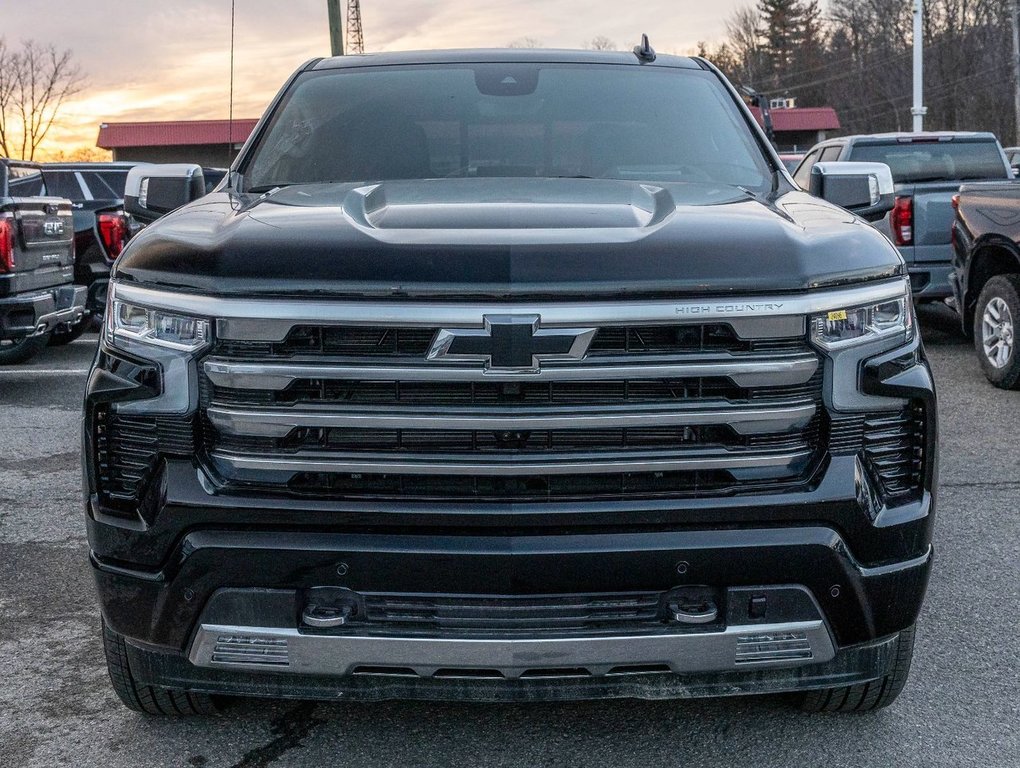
198 317 828 502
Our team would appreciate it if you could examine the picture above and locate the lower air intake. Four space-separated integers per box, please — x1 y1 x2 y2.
734 631 812 664
211 635 290 666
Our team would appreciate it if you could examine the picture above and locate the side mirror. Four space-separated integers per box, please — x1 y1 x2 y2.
124 164 205 223
1011 164 1020 179
809 161 895 222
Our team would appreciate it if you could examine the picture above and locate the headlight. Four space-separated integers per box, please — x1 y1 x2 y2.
107 285 210 352
810 287 914 350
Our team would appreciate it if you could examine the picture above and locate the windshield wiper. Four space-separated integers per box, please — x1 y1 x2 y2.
246 184 292 194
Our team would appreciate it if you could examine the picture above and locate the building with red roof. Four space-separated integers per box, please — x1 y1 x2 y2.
97 119 259 166
749 106 841 152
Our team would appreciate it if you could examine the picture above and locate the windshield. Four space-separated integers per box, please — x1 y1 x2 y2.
244 63 771 192
849 140 1008 183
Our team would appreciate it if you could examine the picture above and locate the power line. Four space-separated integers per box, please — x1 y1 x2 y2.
763 36 961 96
835 63 1006 123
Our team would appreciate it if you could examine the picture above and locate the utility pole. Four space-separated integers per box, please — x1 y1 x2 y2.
911 0 926 132
327 0 344 56
1012 0 1020 144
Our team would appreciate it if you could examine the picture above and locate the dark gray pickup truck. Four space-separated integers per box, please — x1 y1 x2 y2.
0 159 86 364
795 132 1013 300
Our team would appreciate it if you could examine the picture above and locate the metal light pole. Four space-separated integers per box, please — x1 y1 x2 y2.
328 0 345 56
1012 0 1020 144
911 0 927 132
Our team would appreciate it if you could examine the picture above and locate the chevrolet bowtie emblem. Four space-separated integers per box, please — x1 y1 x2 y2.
426 315 596 372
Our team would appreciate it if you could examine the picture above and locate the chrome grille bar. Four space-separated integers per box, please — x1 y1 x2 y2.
206 402 817 437
203 353 819 389
210 448 813 477
110 279 909 342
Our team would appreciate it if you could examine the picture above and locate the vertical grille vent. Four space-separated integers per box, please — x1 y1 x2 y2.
862 403 926 502
94 408 195 515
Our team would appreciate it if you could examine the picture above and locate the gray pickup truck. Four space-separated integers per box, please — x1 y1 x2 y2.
0 159 86 364
795 132 1013 300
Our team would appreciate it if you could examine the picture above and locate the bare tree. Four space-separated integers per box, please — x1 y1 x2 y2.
585 35 617 51
724 5 767 86
507 36 544 49
0 39 18 158
0 40 85 160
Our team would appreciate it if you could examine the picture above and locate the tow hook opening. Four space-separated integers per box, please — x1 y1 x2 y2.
301 587 362 629
661 587 721 626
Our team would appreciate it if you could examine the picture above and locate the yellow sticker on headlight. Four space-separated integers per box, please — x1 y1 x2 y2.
827 310 848 321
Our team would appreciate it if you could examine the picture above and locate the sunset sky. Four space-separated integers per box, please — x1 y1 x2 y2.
1 0 746 159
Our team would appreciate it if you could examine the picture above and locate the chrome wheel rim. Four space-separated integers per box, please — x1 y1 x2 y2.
981 297 1015 369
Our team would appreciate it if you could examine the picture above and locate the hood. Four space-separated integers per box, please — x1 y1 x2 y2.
114 178 903 299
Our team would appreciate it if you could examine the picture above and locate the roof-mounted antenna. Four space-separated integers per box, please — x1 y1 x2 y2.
633 34 656 62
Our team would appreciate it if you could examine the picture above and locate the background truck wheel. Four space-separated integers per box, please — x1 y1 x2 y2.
801 625 915 713
47 319 91 346
102 620 218 716
974 274 1020 389
0 333 50 365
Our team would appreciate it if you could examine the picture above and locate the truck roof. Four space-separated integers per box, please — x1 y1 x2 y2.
312 48 703 71
41 161 140 170
840 131 999 144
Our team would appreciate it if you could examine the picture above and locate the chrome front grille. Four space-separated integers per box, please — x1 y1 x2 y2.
198 311 825 502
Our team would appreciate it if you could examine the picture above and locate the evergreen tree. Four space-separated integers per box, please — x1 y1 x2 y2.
757 0 805 88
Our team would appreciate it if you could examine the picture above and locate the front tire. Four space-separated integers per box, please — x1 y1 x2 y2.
974 275 1020 389
101 620 218 716
0 333 50 365
801 626 915 713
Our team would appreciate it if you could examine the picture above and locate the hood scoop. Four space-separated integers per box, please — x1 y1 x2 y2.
342 178 677 232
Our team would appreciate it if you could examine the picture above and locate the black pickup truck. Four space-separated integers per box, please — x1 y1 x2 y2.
84 48 937 715
951 181 1020 387
0 159 86 363
41 162 136 342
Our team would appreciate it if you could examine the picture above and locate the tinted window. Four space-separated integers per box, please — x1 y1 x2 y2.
792 149 821 188
848 140 1008 183
820 146 843 162
7 166 45 196
245 64 770 192
43 170 86 200
82 170 129 199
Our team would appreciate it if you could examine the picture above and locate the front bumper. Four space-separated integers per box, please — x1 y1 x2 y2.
92 518 932 694
0 283 87 340
94 524 929 702
127 626 907 703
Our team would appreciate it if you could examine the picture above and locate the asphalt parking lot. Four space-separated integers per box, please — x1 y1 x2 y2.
1 305 1018 768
